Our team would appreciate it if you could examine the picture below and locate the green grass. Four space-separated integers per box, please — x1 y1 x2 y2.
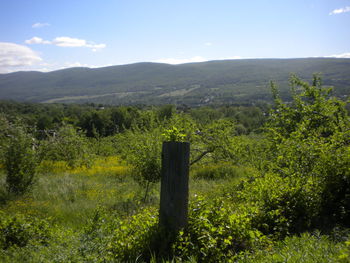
1 158 349 262
0 157 146 228
237 232 349 263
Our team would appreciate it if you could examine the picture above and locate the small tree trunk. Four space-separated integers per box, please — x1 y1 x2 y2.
143 181 150 203
159 141 190 233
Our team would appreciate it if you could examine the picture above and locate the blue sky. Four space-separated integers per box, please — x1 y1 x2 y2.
0 0 349 73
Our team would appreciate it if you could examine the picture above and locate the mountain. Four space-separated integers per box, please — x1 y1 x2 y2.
0 58 349 105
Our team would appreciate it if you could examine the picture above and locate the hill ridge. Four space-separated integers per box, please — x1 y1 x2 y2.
0 58 349 105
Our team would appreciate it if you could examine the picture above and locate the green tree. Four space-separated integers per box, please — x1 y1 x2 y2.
119 126 162 202
266 74 350 226
4 125 39 195
40 123 92 168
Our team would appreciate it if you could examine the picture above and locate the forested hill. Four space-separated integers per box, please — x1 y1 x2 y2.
0 58 350 105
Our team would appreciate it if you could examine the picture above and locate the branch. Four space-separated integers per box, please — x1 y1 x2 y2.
190 149 213 166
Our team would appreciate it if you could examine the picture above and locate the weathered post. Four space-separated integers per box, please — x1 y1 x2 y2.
159 141 190 233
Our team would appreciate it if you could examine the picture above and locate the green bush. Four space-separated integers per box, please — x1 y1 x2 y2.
266 75 350 228
79 207 158 262
39 124 93 168
173 197 266 262
0 114 11 165
4 126 38 195
80 198 267 262
238 173 321 238
118 127 162 202
339 238 350 262
0 212 51 249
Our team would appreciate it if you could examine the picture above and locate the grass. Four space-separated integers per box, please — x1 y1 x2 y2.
0 156 143 228
1 158 349 262
189 163 258 201
1 157 250 228
237 232 349 263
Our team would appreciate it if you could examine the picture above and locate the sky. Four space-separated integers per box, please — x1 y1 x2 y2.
0 0 350 73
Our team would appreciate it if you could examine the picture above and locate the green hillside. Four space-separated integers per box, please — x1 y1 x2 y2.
0 58 349 105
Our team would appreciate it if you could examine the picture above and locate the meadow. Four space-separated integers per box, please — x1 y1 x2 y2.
0 74 349 262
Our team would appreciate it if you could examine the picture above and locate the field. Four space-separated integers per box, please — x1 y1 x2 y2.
1 157 348 262
0 75 350 262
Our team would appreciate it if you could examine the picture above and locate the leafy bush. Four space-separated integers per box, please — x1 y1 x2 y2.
339 238 350 262
162 126 187 142
0 114 11 165
107 208 158 262
259 74 350 230
173 196 266 262
80 198 268 262
118 127 162 201
39 124 93 168
4 126 39 195
228 135 273 171
238 173 321 238
79 207 158 262
0 212 51 249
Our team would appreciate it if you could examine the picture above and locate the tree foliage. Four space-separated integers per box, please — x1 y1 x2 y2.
264 74 350 227
4 124 39 195
39 123 92 168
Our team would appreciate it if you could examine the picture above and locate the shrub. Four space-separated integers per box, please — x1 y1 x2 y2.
173 196 266 262
118 128 162 201
4 126 38 196
237 173 321 238
0 114 11 165
162 126 187 142
39 124 92 168
339 238 350 262
79 207 158 262
80 198 267 262
0 212 51 249
266 74 350 228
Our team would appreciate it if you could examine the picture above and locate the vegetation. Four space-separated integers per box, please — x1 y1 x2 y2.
0 58 350 105
0 74 349 262
3 124 39 196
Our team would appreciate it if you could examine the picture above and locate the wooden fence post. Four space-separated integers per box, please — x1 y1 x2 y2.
159 141 190 233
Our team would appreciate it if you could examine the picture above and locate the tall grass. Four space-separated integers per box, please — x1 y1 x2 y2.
2 158 348 262
1 156 143 228
237 232 348 263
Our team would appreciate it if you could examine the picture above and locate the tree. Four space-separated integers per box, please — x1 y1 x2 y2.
268 74 348 141
267 74 350 225
119 127 162 202
40 123 92 168
5 124 39 195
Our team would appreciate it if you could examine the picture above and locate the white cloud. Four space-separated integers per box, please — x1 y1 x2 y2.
0 42 42 73
25 37 50 44
154 56 208 64
32 22 50 28
154 55 250 64
25 36 106 51
329 6 350 15
325 52 350 58
52 37 106 50
220 56 244 60
52 36 87 47
64 62 112 68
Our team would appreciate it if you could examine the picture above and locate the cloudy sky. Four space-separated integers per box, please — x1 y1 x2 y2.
1 0 350 73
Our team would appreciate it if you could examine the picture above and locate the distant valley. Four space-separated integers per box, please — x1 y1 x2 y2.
0 58 349 106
